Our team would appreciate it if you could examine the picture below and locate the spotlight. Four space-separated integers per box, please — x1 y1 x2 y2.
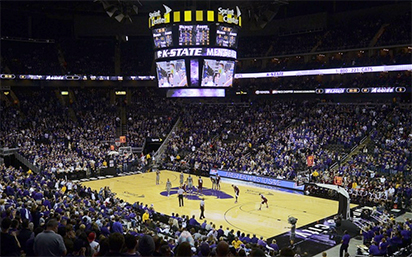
106 9 118 17
114 13 125 22
132 5 139 14
106 9 117 17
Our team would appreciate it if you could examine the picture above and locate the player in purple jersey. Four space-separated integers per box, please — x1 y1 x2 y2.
259 193 268 210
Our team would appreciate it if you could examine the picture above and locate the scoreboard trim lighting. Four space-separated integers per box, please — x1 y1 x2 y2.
155 47 237 60
149 6 242 28
254 87 408 95
235 64 412 79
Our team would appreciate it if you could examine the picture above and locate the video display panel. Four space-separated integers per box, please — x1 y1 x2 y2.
152 26 173 49
156 59 188 88
190 59 199 87
216 25 238 48
167 88 225 98
179 25 210 46
201 59 234 87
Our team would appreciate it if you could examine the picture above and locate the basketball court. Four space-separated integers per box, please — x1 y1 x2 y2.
82 170 357 239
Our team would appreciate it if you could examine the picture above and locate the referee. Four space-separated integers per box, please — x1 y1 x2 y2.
200 198 205 219
178 186 184 207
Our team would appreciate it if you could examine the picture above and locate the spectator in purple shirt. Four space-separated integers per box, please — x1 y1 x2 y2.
112 216 123 234
201 220 207 229
369 241 380 256
251 234 258 244
101 222 110 237
257 236 267 247
243 234 251 244
269 239 279 253
189 215 200 227
379 237 389 256
340 230 350 257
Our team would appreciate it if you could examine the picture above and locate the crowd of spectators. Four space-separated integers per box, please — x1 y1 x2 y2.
60 39 116 76
0 38 154 76
360 217 412 256
0 87 183 179
123 89 180 147
0 88 108 175
376 11 411 47
268 31 325 57
238 10 410 59
161 101 392 184
0 96 21 146
1 40 61 75
0 88 133 177
237 49 411 73
120 39 154 76
316 17 382 52
306 104 411 210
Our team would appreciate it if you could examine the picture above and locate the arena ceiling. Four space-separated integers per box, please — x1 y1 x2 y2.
1 1 399 20
0 1 403 37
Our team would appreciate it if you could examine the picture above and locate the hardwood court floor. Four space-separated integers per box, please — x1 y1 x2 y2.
83 170 356 238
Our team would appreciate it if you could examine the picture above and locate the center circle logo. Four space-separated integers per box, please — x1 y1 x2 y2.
160 187 233 200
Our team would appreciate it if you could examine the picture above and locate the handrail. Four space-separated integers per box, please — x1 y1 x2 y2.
14 152 40 173
317 102 393 106
153 117 181 163
0 147 19 156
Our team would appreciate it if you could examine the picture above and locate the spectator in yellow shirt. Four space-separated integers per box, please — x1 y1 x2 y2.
312 170 319 182
142 210 150 223
352 181 357 189
232 237 242 249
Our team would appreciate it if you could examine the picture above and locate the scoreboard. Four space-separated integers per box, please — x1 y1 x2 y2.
152 26 173 48
178 25 210 46
216 25 238 48
149 5 241 91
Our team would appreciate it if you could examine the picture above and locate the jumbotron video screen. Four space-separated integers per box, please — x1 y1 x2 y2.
201 59 234 87
156 59 188 88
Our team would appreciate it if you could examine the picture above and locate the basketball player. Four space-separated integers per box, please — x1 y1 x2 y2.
156 170 160 185
216 174 221 190
166 178 172 197
180 171 184 185
182 182 187 193
232 185 240 203
187 174 193 192
198 176 203 194
210 176 216 190
259 193 268 210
